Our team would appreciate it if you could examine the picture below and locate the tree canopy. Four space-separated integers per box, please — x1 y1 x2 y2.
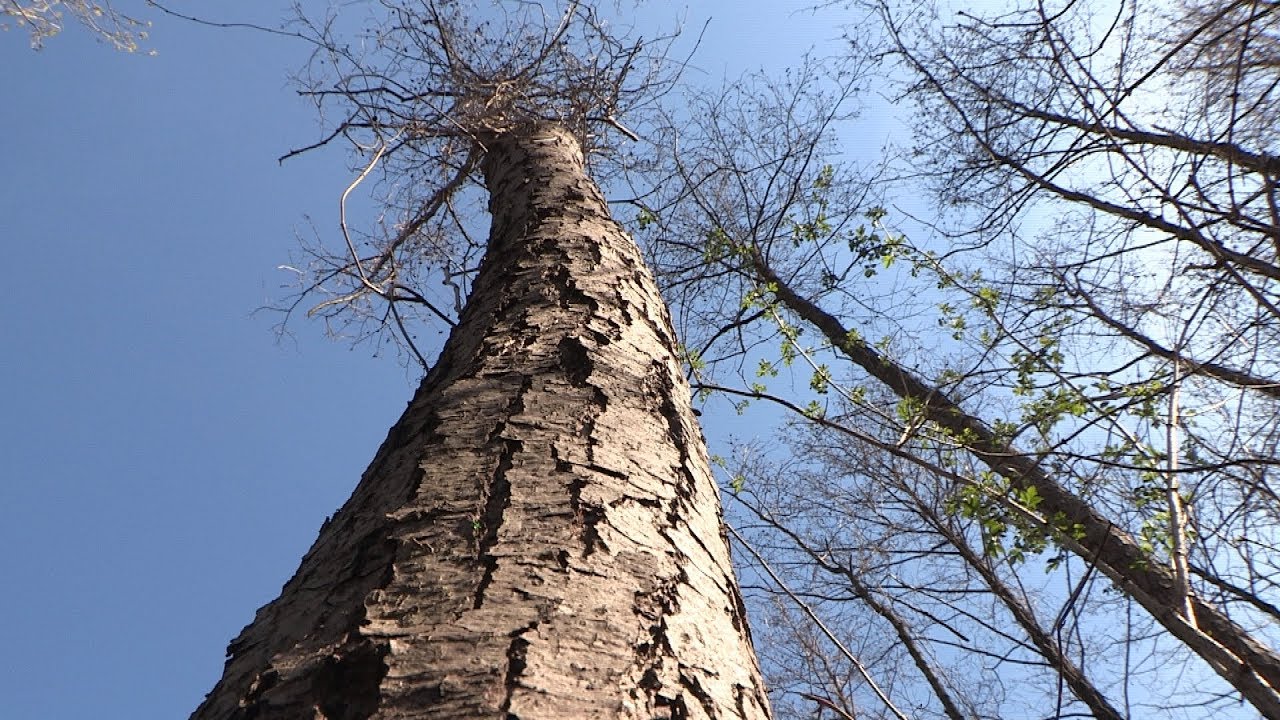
50 0 1268 716
273 0 1280 715
625 0 1280 717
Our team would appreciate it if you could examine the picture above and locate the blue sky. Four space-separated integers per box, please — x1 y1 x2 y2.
0 2 851 717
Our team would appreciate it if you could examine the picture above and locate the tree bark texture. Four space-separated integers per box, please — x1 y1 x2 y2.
193 125 772 720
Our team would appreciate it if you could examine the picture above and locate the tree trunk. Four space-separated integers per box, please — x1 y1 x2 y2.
193 125 772 720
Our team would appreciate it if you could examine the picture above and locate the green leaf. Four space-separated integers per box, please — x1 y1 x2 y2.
803 400 825 419
809 364 831 394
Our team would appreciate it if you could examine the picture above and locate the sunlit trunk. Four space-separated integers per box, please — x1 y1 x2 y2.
193 124 772 720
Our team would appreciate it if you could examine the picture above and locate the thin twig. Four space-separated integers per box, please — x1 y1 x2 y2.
340 138 398 296
727 524 912 720
145 1 311 42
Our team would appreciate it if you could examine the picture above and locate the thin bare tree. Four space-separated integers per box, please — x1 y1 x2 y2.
630 1 1280 715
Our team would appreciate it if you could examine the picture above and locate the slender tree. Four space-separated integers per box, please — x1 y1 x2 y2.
194 3 771 718
630 0 1280 715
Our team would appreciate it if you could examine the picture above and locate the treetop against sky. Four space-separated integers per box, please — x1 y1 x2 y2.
5 1 1278 718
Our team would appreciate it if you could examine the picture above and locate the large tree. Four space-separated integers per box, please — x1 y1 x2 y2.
193 3 771 718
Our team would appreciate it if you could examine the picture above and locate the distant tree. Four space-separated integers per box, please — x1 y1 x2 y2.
193 2 772 718
1 0 149 50
632 0 1280 717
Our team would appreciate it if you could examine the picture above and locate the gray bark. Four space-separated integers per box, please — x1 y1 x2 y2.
193 125 771 720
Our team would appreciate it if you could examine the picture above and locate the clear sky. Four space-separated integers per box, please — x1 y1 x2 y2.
0 2 853 717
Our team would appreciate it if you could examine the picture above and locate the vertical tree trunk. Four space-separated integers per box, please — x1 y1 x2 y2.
193 124 772 720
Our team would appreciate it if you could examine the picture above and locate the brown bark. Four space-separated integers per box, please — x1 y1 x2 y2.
193 125 771 720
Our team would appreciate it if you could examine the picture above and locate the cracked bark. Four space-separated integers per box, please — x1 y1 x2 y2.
192 125 771 720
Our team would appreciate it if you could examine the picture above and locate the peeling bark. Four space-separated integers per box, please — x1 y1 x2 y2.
193 125 771 720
